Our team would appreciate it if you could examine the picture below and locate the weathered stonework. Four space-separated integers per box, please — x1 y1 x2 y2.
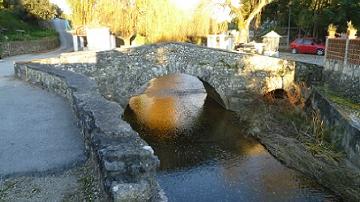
14 62 165 201
0 36 60 58
14 42 359 200
308 88 360 167
38 42 300 112
324 59 360 103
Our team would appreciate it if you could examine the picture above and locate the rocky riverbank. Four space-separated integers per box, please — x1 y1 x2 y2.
241 87 360 201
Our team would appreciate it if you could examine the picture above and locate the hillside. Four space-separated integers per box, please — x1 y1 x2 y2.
0 9 57 42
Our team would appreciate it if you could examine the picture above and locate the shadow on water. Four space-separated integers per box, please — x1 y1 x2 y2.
123 73 338 202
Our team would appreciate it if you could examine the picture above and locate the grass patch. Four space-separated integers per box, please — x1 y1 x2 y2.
0 9 33 31
266 96 345 163
317 86 360 111
0 9 58 42
1 29 58 42
78 167 98 202
0 181 17 200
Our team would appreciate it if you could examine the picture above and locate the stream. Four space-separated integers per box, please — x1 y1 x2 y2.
124 73 338 202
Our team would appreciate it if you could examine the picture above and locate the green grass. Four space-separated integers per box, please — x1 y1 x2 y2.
0 9 58 42
317 86 360 111
270 101 345 163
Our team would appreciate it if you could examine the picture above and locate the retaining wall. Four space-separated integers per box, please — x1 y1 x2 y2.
0 36 59 57
308 89 360 168
323 60 360 103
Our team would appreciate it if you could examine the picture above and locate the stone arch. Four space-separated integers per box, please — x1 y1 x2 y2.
197 77 227 109
125 73 228 110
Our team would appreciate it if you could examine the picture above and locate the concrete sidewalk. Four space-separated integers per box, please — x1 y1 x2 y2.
0 19 86 177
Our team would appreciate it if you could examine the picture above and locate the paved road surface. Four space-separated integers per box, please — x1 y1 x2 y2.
278 52 324 66
0 19 86 177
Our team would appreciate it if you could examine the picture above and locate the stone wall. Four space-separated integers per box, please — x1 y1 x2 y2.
14 62 166 202
323 59 360 103
39 42 300 112
0 36 59 58
308 88 360 167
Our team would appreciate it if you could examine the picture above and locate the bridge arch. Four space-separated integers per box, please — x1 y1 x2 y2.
55 42 298 112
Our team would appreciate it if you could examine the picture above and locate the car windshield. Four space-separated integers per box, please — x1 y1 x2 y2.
295 39 303 44
303 39 313 45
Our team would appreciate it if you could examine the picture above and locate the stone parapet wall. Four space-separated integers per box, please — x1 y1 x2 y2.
14 62 166 202
0 36 60 58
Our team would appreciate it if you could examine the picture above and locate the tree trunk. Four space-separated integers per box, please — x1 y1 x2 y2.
122 35 132 47
237 25 250 44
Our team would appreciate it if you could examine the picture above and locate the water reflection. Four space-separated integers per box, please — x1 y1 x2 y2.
124 73 338 202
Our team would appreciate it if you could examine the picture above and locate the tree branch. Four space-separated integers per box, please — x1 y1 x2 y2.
245 0 274 27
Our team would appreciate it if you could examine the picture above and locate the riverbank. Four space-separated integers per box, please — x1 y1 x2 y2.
242 87 360 201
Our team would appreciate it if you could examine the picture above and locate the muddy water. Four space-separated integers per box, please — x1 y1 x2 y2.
124 74 338 202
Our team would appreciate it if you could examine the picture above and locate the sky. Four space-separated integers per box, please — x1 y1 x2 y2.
50 0 71 14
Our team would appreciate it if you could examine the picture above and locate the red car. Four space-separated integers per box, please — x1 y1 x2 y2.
290 38 325 55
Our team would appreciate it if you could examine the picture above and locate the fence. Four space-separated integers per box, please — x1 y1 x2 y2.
326 38 360 65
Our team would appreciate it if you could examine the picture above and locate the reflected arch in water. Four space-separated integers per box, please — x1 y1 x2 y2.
124 73 225 141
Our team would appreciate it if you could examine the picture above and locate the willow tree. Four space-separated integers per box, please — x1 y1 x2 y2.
66 0 228 44
228 0 274 43
95 0 138 45
66 0 96 27
137 0 216 43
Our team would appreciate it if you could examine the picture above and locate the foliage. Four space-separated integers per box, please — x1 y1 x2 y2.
327 24 336 32
0 9 33 31
2 0 58 21
19 0 57 20
93 0 138 45
136 0 214 43
66 0 96 27
347 21 357 37
228 0 274 42
262 0 360 39
0 29 57 42
66 0 274 44
0 9 57 42
268 96 344 163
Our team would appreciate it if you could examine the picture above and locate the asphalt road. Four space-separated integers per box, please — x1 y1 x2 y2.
0 19 86 177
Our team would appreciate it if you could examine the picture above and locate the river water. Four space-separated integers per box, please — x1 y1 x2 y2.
124 74 338 202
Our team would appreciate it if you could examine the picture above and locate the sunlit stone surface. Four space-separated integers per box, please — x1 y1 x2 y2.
124 73 338 201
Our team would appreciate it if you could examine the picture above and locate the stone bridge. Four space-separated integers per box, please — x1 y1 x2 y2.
16 42 323 201
37 42 319 111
